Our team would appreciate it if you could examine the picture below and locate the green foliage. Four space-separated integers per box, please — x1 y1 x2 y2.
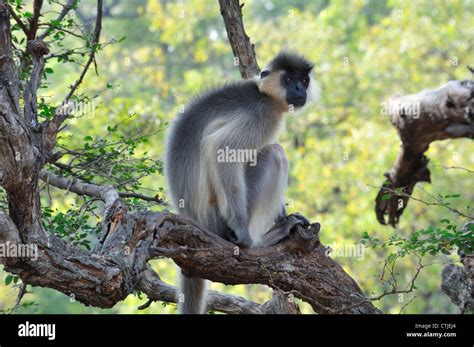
52 121 163 194
4 274 19 286
361 220 474 258
41 206 99 250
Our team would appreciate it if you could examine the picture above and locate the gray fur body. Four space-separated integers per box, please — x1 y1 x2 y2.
165 81 287 241
165 81 287 313
164 52 318 314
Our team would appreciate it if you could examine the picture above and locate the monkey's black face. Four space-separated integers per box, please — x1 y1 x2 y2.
282 72 309 108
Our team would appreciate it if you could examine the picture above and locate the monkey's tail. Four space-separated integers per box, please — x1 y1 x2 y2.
178 270 207 314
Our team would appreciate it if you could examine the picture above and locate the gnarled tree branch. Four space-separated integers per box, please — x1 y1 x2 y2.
375 79 474 226
0 187 381 314
138 266 268 314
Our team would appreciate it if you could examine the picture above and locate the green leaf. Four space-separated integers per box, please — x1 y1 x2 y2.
5 274 13 286
381 193 391 201
387 253 397 263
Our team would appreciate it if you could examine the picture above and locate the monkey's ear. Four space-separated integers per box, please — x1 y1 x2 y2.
260 70 270 78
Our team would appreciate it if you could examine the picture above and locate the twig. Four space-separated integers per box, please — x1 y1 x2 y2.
13 282 28 311
137 299 153 310
399 295 418 314
429 164 474 174
370 184 474 220
27 0 43 40
40 170 162 205
118 191 164 204
63 0 102 103
50 0 102 130
331 252 430 314
38 170 118 205
7 4 29 36
38 0 77 40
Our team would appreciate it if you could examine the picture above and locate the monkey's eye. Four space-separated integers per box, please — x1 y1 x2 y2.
261 70 270 78
301 77 310 87
284 76 293 85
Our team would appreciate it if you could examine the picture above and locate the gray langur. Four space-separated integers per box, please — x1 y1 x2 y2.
164 51 319 314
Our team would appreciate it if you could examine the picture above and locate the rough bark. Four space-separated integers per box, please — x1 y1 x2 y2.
151 214 375 313
441 257 473 314
441 222 473 313
0 204 380 314
137 266 268 314
218 0 260 79
375 80 474 226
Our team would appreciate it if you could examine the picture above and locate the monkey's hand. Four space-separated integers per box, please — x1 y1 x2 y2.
226 227 253 248
262 213 310 246
288 212 310 228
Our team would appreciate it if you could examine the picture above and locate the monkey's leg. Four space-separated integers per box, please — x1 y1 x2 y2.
245 144 291 247
213 159 253 247
246 144 310 246
178 272 207 314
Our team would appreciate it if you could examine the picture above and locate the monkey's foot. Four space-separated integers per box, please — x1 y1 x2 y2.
225 227 253 248
262 213 310 246
288 212 310 227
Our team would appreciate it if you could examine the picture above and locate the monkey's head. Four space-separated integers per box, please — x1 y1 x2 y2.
257 51 319 110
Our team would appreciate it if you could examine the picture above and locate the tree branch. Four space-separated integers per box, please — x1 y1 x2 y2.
149 213 379 314
27 0 43 40
137 266 267 314
62 0 102 106
39 170 118 208
0 192 381 314
218 0 260 79
0 1 34 194
375 79 474 226
39 170 163 204
37 0 77 40
7 4 29 37
0 1 20 111
42 0 103 154
23 39 49 128
137 267 303 314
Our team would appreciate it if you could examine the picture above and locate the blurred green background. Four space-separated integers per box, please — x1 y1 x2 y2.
1 0 473 314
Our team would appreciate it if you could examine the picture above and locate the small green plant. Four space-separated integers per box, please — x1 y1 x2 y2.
361 219 473 258
42 206 100 250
